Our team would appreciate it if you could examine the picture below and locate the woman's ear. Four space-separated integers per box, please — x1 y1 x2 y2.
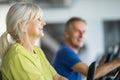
18 22 26 32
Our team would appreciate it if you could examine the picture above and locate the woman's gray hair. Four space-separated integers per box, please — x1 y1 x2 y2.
7 2 43 41
0 2 43 66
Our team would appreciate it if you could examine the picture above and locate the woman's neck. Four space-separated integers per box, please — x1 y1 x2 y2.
18 35 36 53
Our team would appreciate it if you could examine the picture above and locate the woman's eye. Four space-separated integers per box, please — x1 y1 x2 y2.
37 18 40 21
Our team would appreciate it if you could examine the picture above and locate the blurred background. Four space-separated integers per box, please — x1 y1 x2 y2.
0 0 120 66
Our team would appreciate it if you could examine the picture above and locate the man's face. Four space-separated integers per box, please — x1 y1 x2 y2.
66 21 86 49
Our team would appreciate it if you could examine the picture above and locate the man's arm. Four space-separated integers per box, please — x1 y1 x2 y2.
72 62 88 76
95 57 120 79
72 58 120 79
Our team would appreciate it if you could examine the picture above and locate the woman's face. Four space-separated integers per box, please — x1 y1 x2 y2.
26 16 46 39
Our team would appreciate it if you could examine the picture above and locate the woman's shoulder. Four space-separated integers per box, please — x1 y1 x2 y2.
8 43 25 55
2 43 25 67
3 43 27 61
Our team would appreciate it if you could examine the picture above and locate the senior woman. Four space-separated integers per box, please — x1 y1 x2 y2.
0 2 67 80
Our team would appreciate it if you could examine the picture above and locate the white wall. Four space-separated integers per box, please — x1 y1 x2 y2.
0 4 9 36
0 0 120 65
43 0 120 22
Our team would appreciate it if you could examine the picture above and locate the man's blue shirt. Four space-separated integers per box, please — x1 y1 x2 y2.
52 44 82 80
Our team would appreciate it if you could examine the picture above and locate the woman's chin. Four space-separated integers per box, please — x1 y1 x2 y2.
39 33 44 38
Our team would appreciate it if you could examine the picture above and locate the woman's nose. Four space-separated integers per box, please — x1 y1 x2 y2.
42 20 46 26
43 21 46 26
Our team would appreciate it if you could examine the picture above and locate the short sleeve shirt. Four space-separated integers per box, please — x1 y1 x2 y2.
1 43 56 80
52 44 82 80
